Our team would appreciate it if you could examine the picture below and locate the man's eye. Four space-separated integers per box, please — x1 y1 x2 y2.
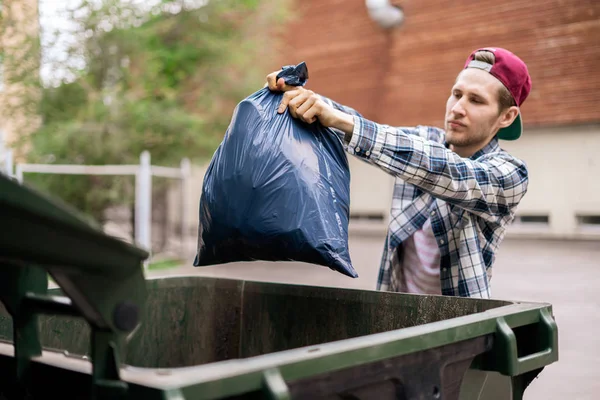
471 97 482 104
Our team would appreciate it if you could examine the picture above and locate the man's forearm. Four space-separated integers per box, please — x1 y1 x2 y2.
331 109 355 143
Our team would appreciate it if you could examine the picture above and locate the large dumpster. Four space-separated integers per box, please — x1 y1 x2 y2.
0 173 559 399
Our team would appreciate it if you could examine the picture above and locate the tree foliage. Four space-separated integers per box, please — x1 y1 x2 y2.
3 0 291 222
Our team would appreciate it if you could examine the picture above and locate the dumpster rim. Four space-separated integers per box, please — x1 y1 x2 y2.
143 274 549 306
121 302 553 390
0 299 555 398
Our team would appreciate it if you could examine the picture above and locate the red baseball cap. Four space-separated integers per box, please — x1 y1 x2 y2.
463 47 532 140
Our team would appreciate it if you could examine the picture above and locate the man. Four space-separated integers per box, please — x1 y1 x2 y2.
266 47 531 299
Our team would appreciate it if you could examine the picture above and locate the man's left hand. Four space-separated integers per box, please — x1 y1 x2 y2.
277 88 354 135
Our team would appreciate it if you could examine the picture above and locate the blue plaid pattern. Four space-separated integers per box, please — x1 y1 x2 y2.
324 97 529 298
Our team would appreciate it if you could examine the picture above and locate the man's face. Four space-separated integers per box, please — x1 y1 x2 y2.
445 68 507 148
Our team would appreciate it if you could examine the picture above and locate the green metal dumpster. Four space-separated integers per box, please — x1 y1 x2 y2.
0 173 559 399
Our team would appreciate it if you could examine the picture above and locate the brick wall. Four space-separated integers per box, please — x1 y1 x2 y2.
275 0 600 129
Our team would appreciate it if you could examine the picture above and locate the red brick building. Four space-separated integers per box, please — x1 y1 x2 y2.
276 0 600 238
277 0 599 128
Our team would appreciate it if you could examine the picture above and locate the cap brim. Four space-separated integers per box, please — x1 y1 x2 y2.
497 112 522 140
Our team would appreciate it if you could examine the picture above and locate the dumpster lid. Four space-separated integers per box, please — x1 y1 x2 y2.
0 174 148 272
0 174 148 395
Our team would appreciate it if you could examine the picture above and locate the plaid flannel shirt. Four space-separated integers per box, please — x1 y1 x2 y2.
323 97 529 298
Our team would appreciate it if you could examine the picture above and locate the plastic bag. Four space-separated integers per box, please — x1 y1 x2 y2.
193 62 357 278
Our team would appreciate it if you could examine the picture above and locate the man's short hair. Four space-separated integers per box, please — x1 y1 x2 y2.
472 50 517 113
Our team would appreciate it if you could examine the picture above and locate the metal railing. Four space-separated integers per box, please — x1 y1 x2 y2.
7 150 191 268
0 129 14 179
0 149 13 179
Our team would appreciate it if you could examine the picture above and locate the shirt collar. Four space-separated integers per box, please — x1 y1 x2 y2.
471 136 501 159
443 136 501 160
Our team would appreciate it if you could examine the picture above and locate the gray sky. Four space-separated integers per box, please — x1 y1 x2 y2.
39 0 82 85
38 0 204 85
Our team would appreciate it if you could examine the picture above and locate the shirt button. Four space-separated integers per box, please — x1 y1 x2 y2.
430 211 435 216
355 147 361 152
439 239 445 245
407 227 413 231
442 268 447 272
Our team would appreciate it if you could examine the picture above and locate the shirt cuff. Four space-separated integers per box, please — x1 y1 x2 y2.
347 115 384 160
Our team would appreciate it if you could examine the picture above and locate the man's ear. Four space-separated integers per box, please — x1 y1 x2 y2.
499 106 519 128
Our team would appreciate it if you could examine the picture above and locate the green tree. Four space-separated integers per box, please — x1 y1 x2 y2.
4 0 292 223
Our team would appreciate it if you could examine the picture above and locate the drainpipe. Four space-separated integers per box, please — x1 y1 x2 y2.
365 0 405 29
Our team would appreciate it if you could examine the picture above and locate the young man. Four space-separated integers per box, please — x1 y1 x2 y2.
266 47 531 299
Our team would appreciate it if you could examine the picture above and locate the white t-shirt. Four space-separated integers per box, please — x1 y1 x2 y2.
399 218 442 295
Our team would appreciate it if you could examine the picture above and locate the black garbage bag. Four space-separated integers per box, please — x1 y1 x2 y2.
193 62 357 278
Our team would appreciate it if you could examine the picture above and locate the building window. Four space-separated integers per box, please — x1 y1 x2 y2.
513 214 550 226
577 214 600 230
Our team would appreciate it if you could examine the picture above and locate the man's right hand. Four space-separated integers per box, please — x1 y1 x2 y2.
266 70 297 92
264 70 354 134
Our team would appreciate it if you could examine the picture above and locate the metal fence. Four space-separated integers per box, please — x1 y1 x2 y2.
0 130 14 179
0 149 13 179
2 146 191 268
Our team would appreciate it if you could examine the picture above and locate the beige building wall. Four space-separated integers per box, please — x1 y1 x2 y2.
347 126 600 239
345 126 600 239
502 125 600 239
179 126 600 241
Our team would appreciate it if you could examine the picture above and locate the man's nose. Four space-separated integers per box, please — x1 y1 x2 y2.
451 98 466 116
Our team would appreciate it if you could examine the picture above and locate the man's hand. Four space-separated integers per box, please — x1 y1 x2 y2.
266 70 296 92
277 88 332 126
265 70 354 134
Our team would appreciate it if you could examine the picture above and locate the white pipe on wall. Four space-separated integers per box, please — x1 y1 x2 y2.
365 0 405 29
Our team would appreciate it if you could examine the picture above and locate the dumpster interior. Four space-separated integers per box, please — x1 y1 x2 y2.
0 276 510 369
